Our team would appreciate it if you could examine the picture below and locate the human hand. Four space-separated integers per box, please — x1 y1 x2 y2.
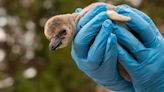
71 4 135 91
115 5 164 92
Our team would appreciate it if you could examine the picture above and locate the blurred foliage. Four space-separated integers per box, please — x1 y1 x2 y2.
0 0 163 92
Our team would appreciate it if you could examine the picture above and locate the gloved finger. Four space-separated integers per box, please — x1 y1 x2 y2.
120 5 162 47
115 5 156 46
75 8 83 13
77 3 107 32
73 12 108 58
113 24 146 60
89 33 118 81
87 20 113 70
117 44 139 74
87 34 118 82
130 6 162 37
105 33 117 57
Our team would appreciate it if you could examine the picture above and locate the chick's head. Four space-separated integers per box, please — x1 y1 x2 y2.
44 14 76 51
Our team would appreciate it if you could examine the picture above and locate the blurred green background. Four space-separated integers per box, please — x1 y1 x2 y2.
0 0 163 92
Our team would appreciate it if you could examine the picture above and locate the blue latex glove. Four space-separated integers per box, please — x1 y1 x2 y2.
114 5 164 92
71 4 135 91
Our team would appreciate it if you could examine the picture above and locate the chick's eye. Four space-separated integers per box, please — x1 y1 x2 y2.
61 29 66 35
58 29 66 36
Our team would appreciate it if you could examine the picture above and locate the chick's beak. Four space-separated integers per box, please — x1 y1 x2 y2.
49 37 62 51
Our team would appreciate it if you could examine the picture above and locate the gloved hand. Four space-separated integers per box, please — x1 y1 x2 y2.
71 4 135 91
114 5 164 92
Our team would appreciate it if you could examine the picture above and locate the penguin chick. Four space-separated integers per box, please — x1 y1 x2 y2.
44 2 131 50
44 2 131 82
